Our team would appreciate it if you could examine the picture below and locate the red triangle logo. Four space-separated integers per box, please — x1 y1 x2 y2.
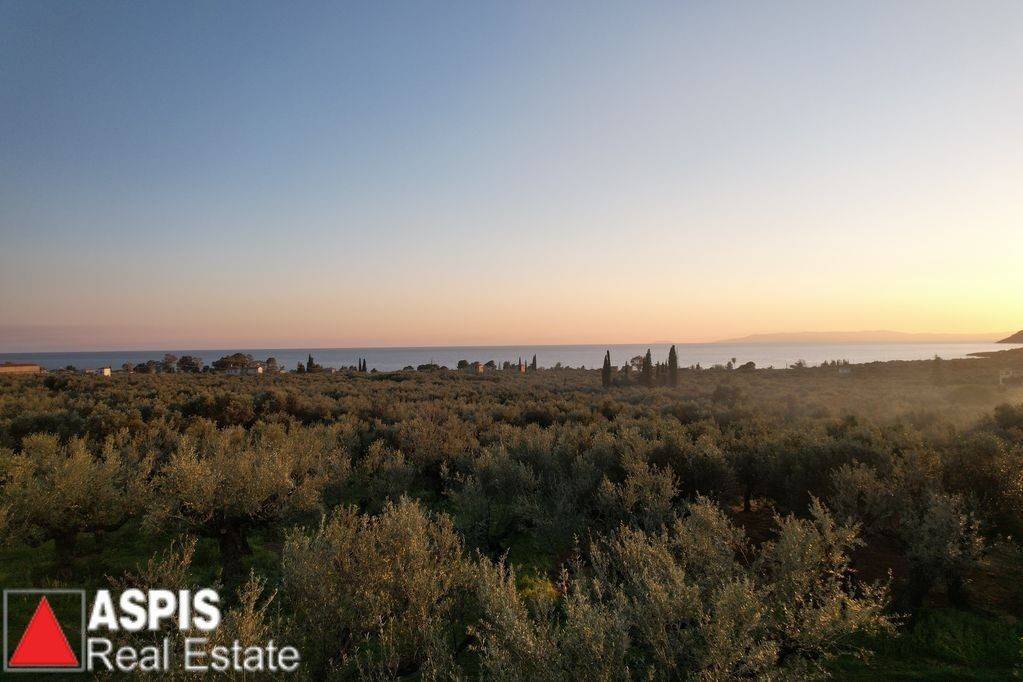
8 596 79 668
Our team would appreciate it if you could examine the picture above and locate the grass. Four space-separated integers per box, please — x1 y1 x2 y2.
831 609 1022 679
0 523 281 602
0 524 171 590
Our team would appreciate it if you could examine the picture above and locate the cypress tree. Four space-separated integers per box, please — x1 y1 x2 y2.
641 349 653 387
932 356 944 386
601 350 612 388
530 354 537 371
668 345 679 387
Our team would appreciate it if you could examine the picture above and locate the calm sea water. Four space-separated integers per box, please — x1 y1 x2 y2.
1 343 1017 372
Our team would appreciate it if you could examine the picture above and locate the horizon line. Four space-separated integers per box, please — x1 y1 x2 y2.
0 331 1015 357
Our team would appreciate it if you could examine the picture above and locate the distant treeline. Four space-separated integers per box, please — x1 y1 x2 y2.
2 354 1022 677
60 347 793 380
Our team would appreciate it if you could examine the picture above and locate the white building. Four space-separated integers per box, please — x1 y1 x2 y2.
225 365 264 376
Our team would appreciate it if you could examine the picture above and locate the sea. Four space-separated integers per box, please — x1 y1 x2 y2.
1 343 1018 373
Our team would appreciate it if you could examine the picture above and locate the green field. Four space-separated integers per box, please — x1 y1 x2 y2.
1 352 1022 678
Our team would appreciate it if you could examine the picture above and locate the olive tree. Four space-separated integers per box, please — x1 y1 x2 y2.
472 498 891 679
0 434 151 573
106 537 288 681
149 420 345 584
281 497 475 678
829 456 985 610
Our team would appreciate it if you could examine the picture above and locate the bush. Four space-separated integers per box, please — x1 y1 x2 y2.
281 498 474 677
448 448 538 550
474 497 890 679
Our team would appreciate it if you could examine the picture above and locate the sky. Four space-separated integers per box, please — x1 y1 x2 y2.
1 1 1021 351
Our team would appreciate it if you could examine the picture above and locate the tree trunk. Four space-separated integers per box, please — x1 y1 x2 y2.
902 568 932 621
54 531 78 576
218 521 252 587
946 571 968 608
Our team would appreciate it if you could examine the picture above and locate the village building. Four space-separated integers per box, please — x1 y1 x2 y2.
0 362 43 374
225 365 264 376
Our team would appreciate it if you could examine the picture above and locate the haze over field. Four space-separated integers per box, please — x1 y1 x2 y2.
2 1 1022 351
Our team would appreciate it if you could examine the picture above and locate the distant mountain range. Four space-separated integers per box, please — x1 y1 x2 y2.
716 330 1010 344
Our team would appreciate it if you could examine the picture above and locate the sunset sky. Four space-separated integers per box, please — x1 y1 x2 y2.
2 2 1021 351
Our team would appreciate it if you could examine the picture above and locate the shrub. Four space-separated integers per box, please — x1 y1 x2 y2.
448 448 538 550
281 498 474 678
474 497 890 679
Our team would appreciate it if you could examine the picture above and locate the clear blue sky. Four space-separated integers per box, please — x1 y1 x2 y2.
2 1 1021 351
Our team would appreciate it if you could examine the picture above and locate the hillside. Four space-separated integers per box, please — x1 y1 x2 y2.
998 330 1023 344
717 330 1007 344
